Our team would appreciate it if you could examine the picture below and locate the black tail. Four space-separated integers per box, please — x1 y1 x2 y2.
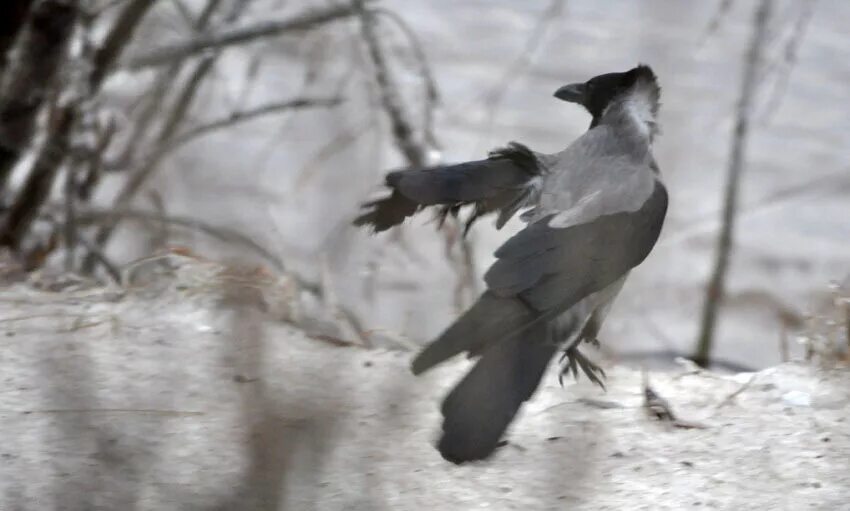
411 292 532 375
410 292 553 463
438 323 556 463
354 142 541 233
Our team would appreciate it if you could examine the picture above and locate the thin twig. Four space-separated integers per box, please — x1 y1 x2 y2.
294 117 373 190
170 97 343 149
88 0 156 89
659 166 850 249
63 159 77 271
74 207 286 272
758 0 817 122
715 373 759 410
372 7 440 148
109 96 343 177
643 369 708 429
8 408 204 416
170 0 196 28
146 190 169 250
89 0 131 17
76 232 122 283
475 0 564 152
66 111 117 270
125 1 367 69
77 112 117 202
355 0 425 166
319 255 369 345
700 0 735 43
845 300 850 351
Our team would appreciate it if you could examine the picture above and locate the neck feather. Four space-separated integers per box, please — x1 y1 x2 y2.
601 79 660 142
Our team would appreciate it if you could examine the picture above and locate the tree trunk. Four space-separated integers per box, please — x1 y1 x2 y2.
0 106 74 249
0 0 78 194
0 0 37 81
693 0 773 367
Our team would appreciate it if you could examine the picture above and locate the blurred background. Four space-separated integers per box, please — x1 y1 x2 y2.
1 0 848 370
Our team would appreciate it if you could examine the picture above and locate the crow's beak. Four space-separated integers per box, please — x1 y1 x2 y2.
554 83 585 103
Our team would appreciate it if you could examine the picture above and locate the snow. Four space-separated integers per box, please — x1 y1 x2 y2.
0 261 848 509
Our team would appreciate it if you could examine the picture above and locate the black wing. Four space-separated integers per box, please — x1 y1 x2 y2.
353 142 542 233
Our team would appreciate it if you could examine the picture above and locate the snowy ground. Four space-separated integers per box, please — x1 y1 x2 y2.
0 262 848 510
96 0 850 369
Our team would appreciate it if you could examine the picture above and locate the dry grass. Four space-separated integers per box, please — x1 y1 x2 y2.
801 277 850 366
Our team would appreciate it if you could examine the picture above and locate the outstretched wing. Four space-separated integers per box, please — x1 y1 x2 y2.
485 178 668 319
353 142 542 233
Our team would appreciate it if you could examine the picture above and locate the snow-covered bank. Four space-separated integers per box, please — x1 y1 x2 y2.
0 259 847 510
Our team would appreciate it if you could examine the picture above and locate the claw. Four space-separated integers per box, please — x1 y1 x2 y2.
568 350 578 380
558 345 606 390
576 353 606 390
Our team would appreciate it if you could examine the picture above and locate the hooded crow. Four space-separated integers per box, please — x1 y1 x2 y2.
356 65 667 463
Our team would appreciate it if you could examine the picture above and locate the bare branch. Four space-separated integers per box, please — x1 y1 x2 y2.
294 118 373 190
694 0 774 367
372 7 440 148
170 0 197 28
42 210 121 283
75 232 122 283
715 373 759 410
74 207 286 272
355 1 424 166
759 0 817 122
76 113 117 202
845 299 850 352
88 0 156 89
476 0 564 150
700 0 735 42
168 96 343 150
125 1 366 70
63 157 77 271
89 0 133 17
109 96 343 175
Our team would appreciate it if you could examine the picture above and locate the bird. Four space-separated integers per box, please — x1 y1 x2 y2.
355 64 668 463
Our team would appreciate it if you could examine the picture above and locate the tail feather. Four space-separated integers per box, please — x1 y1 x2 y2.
438 323 556 463
410 292 532 375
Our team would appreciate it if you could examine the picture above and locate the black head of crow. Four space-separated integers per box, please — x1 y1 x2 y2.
355 65 667 464
555 65 661 131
